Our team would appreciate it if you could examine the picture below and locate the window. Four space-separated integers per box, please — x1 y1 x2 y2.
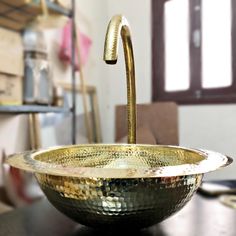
152 0 236 104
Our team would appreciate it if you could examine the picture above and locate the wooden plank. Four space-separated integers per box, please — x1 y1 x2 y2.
23 4 42 15
25 0 70 15
0 17 24 30
0 3 11 14
56 81 96 94
0 27 23 75
0 0 71 30
2 0 26 7
8 11 34 23
0 74 23 105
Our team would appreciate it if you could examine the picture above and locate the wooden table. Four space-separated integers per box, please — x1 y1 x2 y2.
0 194 235 236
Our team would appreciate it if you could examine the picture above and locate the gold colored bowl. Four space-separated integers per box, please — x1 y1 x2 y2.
6 144 232 229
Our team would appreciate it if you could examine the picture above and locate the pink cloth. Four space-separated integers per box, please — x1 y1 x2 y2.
59 20 92 71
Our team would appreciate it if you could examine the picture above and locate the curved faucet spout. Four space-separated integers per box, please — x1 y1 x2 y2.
103 15 136 144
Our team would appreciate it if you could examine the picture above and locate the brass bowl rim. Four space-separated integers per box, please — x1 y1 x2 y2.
6 144 232 178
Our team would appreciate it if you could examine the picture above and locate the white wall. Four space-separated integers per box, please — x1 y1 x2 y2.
0 115 30 154
180 105 236 180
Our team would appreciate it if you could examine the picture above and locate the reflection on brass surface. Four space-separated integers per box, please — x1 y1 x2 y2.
5 14 233 229
104 15 136 144
7 145 231 178
36 173 202 228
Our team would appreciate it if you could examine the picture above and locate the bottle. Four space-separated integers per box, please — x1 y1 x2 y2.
23 28 53 105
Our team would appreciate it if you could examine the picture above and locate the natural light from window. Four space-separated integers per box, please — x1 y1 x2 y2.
202 0 232 89
164 0 190 92
164 0 232 92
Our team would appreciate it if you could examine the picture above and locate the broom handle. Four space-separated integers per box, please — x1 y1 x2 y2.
75 23 93 143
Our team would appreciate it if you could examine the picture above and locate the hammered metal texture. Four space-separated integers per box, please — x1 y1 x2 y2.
36 173 202 228
6 144 232 228
34 145 204 167
32 145 205 228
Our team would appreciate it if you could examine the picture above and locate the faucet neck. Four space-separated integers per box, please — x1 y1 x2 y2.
104 15 136 144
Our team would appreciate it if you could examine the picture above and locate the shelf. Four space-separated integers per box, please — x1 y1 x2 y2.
0 0 71 31
44 0 71 16
0 105 70 114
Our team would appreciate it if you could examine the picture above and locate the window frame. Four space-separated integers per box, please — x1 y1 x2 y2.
152 0 236 104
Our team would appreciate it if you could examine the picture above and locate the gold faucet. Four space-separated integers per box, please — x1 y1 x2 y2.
103 15 136 144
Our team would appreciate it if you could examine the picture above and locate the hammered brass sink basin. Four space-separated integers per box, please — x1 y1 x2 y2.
6 15 232 229
6 145 231 228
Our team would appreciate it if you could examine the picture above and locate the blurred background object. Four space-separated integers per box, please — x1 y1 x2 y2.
58 20 92 71
116 102 178 145
29 0 68 30
0 0 73 211
23 28 53 105
0 27 23 105
29 83 102 149
1 149 43 208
